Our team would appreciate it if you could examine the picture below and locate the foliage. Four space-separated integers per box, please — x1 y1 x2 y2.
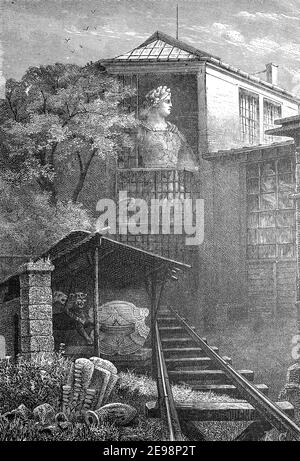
0 62 136 203
0 418 120 442
0 359 265 441
0 175 93 255
0 354 72 414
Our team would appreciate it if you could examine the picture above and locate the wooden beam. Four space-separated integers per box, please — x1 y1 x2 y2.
180 421 207 441
235 420 271 441
93 246 100 356
145 401 294 421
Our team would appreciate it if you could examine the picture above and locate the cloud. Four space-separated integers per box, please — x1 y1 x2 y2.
283 66 300 96
183 22 245 47
246 37 279 55
210 23 245 46
280 43 300 61
0 41 5 98
235 11 300 21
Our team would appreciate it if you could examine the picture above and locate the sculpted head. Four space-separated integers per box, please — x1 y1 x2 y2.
141 85 172 120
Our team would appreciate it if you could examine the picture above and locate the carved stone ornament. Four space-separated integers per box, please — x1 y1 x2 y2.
97 300 150 356
0 356 137 430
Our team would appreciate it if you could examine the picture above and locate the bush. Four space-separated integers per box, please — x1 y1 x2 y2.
0 354 72 413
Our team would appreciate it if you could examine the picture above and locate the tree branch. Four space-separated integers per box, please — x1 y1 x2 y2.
5 94 18 122
72 148 97 203
77 152 84 173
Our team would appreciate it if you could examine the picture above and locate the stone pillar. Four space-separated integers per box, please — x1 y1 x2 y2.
19 260 54 360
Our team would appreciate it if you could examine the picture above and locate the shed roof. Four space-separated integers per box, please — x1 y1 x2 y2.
266 115 300 137
43 231 190 287
203 140 295 162
0 231 190 292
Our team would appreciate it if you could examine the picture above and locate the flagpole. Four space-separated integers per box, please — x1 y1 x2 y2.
176 3 179 39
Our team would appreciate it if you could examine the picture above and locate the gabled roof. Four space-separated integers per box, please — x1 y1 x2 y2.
112 30 220 62
100 30 300 103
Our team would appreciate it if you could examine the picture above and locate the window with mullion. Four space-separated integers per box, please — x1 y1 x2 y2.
239 89 259 144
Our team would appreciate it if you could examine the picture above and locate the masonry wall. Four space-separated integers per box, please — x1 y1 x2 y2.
211 159 248 319
0 298 20 358
209 144 297 323
206 65 299 152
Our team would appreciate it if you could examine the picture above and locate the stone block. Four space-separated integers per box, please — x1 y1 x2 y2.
21 335 54 353
287 363 300 385
18 260 54 275
21 319 53 337
20 287 52 305
20 304 53 320
19 272 52 289
22 352 54 361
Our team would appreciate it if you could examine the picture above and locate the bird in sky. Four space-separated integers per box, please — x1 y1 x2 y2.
91 9 96 14
64 38 71 43
79 45 83 48
83 26 89 31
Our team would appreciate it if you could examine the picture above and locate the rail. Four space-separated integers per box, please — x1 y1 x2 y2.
154 321 184 441
168 305 300 441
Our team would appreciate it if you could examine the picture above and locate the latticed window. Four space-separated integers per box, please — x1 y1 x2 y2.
246 158 296 259
239 89 259 144
263 99 282 143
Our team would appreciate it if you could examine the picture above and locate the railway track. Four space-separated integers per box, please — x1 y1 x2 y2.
146 306 300 441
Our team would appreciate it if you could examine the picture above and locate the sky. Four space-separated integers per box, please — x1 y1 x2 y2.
1 0 300 97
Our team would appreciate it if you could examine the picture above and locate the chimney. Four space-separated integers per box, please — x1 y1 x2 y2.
266 63 278 86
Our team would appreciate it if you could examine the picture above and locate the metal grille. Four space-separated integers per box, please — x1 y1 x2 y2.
116 168 198 261
239 89 259 144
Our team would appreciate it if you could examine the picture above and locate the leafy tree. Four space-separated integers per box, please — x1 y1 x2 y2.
0 63 136 204
0 175 93 256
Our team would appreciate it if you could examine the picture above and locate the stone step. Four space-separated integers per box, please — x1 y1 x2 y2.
157 317 182 326
169 369 255 384
157 309 173 316
163 346 219 358
145 400 294 421
190 383 269 397
159 326 196 336
165 356 232 369
161 337 207 347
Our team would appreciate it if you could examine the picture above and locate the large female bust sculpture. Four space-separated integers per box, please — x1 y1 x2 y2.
137 86 198 171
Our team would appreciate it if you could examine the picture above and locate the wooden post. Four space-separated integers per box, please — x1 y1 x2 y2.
93 246 100 356
294 142 300 356
150 274 158 378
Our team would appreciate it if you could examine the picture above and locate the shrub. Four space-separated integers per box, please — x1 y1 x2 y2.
0 354 72 413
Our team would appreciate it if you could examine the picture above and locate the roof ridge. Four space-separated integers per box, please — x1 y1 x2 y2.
137 30 220 60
